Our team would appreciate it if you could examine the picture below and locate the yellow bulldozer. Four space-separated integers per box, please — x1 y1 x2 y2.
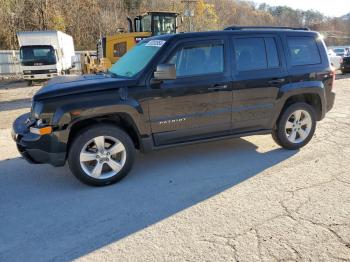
82 11 179 74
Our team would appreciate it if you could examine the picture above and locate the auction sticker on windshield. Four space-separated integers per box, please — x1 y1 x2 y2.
145 40 166 47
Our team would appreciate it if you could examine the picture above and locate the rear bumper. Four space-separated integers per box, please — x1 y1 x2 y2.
12 113 66 166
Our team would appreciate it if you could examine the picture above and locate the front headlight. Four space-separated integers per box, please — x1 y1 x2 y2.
30 125 52 135
48 69 57 73
29 101 53 135
23 70 31 75
29 119 53 135
31 101 44 119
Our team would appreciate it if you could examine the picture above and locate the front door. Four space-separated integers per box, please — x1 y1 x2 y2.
148 38 233 146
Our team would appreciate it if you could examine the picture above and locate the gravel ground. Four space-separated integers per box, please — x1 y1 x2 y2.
0 80 41 129
0 76 349 261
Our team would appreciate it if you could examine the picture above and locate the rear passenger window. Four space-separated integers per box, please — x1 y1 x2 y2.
287 37 321 66
234 37 280 71
265 38 280 68
235 38 267 71
167 44 224 77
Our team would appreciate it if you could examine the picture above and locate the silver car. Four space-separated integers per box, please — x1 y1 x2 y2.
333 47 350 57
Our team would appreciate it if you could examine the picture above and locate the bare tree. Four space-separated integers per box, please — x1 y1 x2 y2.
0 0 348 49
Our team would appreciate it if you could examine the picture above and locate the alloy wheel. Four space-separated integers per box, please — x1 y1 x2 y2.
285 109 312 144
79 136 126 179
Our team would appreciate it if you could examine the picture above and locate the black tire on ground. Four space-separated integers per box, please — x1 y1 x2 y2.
27 80 33 86
272 102 316 150
271 128 282 147
68 124 135 186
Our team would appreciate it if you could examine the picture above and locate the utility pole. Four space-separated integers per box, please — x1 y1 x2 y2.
181 0 197 32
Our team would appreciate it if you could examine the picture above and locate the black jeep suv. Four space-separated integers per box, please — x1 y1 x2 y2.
13 27 335 186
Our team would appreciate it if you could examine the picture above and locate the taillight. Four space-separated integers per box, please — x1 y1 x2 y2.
340 57 343 64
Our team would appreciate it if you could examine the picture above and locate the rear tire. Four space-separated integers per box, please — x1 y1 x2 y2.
272 102 316 150
271 128 282 147
68 124 135 186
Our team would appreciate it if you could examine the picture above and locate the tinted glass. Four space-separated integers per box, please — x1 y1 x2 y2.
153 15 176 35
110 40 165 78
113 42 127 57
288 37 321 66
265 38 280 68
235 38 267 71
168 44 224 77
141 15 151 32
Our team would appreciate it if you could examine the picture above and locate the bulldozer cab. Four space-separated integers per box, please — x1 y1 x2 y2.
82 12 178 74
133 12 178 36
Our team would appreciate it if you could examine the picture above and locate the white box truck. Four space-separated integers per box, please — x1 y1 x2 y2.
17 30 75 82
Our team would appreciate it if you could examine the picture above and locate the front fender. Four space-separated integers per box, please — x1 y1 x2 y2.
51 95 149 144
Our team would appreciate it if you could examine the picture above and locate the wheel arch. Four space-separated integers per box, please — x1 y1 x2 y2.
67 113 142 153
282 93 322 120
270 90 324 130
275 82 327 124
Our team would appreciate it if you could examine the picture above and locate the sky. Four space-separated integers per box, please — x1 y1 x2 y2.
252 0 350 17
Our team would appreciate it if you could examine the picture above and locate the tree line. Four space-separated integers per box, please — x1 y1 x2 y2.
0 0 349 50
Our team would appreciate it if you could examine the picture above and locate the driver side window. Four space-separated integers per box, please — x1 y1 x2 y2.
167 43 224 77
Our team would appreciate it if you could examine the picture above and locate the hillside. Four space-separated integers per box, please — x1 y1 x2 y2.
341 12 350 20
0 0 349 49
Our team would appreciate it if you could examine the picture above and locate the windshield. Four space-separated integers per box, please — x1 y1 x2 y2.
334 48 344 53
153 15 176 35
109 40 166 78
20 45 56 66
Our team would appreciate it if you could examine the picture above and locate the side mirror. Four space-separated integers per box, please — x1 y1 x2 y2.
154 64 176 80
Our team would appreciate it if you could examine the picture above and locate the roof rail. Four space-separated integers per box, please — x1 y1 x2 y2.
224 26 310 31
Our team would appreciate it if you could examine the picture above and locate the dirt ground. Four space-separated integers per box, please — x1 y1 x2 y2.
0 75 349 261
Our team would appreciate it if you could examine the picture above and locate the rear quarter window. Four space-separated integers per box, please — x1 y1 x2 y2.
287 36 321 66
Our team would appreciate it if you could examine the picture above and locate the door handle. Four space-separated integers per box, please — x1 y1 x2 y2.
268 78 285 85
208 84 228 91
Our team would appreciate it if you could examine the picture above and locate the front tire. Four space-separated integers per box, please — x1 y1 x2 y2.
68 124 135 186
272 102 316 150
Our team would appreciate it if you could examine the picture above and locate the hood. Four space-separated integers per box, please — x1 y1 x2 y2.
33 74 137 100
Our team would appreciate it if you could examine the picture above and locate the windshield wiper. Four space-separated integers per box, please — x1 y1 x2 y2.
106 70 118 78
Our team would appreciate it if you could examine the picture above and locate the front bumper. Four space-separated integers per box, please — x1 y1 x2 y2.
23 73 58 80
12 113 66 166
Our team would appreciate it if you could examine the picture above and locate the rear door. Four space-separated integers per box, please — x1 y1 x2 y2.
147 37 233 146
231 34 287 132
